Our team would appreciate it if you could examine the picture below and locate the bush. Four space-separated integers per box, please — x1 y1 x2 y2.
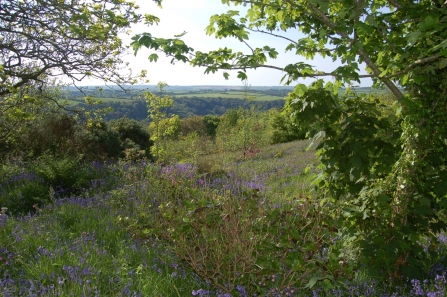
33 155 83 190
181 116 207 137
216 108 270 159
124 167 335 296
268 108 306 144
202 115 221 138
110 117 152 160
0 112 79 159
77 120 123 160
0 174 48 215
287 81 440 280
0 156 118 215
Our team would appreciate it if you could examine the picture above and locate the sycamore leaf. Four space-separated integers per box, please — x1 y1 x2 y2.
293 83 308 97
402 73 410 85
420 15 439 31
237 71 248 80
407 31 421 44
148 54 159 62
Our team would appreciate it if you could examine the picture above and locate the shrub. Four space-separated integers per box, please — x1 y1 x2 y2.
216 108 270 159
0 112 79 159
124 167 335 296
110 117 152 160
268 108 306 144
77 120 123 160
181 116 207 136
0 174 48 215
202 115 221 138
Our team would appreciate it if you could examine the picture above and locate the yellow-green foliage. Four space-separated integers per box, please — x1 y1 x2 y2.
145 82 180 163
215 108 271 159
148 115 181 163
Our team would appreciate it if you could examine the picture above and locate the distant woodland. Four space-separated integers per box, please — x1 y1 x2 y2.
67 86 291 120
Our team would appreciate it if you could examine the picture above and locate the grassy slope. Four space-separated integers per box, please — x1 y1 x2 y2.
2 138 442 296
0 140 315 296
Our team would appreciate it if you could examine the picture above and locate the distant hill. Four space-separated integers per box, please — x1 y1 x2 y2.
63 85 386 121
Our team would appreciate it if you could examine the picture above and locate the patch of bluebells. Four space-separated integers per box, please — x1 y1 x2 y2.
161 163 197 182
438 232 447 246
302 273 447 297
192 288 212 296
4 158 447 297
0 172 44 196
0 229 169 297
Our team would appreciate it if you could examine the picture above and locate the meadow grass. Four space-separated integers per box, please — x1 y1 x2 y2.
1 141 447 296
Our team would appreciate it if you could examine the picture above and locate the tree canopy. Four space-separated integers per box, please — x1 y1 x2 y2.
0 0 161 95
132 0 447 99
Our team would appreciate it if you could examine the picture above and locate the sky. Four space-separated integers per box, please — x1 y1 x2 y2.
84 0 373 87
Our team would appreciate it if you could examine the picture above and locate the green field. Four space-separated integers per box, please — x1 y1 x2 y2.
62 87 391 106
64 97 137 105
170 91 284 101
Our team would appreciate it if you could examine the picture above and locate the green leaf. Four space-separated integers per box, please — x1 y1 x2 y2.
291 259 303 271
439 59 447 69
419 196 431 207
407 31 421 44
174 31 187 38
305 276 320 289
376 194 390 204
321 279 335 292
379 69 388 78
223 72 230 80
402 73 410 85
148 54 159 62
237 71 247 80
293 83 308 97
420 15 439 31
357 22 374 35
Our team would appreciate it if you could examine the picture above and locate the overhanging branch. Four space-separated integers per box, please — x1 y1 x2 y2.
219 64 374 79
383 54 441 79
298 1 405 100
246 27 297 45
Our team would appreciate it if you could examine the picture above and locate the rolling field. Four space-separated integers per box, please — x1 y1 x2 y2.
63 97 137 105
62 87 390 106
169 91 285 101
